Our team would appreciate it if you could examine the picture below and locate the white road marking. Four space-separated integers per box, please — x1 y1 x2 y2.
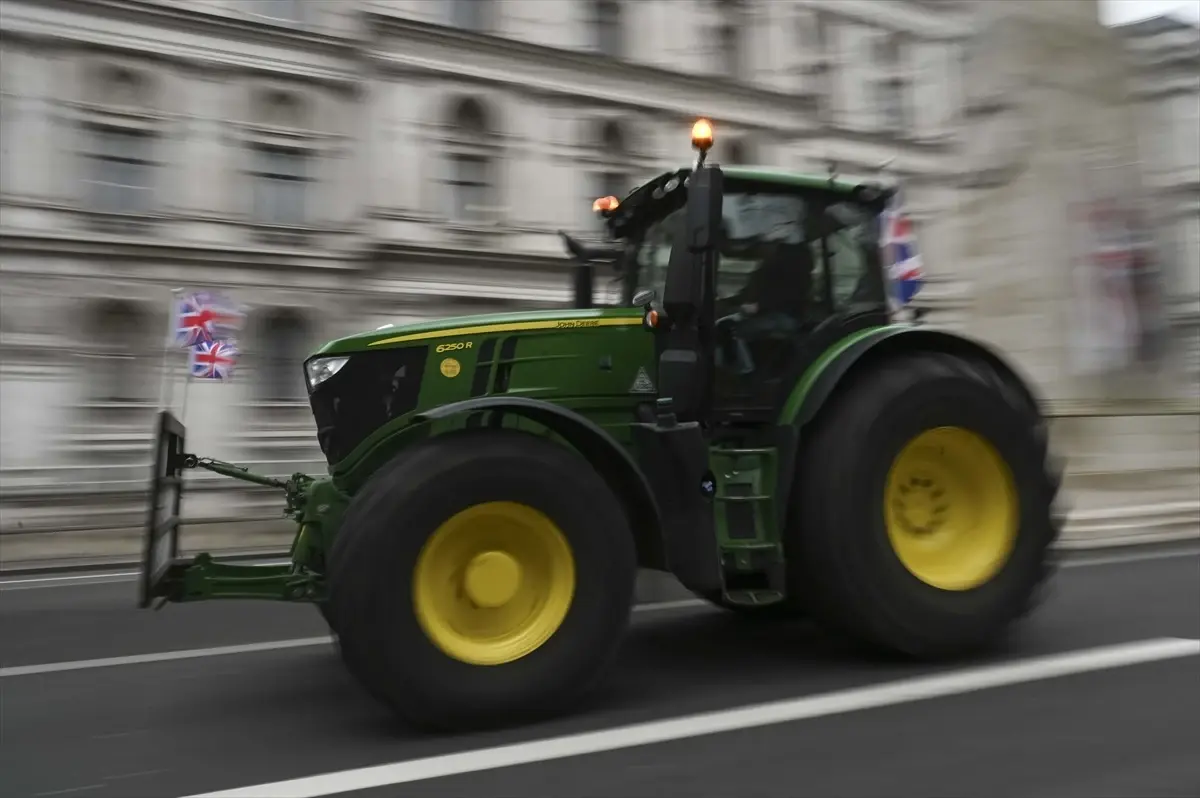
182 637 1200 798
0 599 708 678
2 544 1195 590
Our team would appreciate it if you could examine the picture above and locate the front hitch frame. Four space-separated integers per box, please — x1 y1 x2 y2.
139 410 325 608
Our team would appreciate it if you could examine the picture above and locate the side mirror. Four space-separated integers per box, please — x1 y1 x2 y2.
633 289 656 308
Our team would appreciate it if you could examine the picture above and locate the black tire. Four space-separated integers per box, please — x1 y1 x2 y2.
325 428 637 732
315 601 335 631
787 350 1063 659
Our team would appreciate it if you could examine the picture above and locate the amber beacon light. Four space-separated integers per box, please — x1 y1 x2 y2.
690 118 714 152
592 195 620 213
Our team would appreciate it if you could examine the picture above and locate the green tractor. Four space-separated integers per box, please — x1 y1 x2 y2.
141 120 1062 732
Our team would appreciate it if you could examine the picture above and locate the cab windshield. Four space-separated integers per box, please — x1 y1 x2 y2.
624 187 887 327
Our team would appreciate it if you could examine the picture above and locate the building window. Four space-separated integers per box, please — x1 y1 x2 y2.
449 154 492 223
877 79 908 129
259 309 309 402
83 125 155 213
85 299 147 404
714 0 744 79
450 0 488 32
874 34 909 130
247 0 303 23
726 139 750 165
595 1 623 59
444 97 497 224
718 24 742 78
252 146 308 226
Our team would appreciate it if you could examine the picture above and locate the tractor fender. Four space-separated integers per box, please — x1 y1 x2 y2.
784 325 1047 432
415 397 665 569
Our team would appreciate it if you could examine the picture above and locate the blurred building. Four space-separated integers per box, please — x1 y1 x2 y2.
1117 13 1200 383
0 0 970 522
0 1 1193 546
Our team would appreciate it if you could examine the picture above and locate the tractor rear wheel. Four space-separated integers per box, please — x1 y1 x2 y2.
788 350 1062 659
326 428 637 732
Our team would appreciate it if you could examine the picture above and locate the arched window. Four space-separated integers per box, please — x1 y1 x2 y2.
594 1 623 59
85 299 147 403
259 308 309 402
444 97 497 224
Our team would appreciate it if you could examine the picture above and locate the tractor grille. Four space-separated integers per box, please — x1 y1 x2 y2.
308 345 429 466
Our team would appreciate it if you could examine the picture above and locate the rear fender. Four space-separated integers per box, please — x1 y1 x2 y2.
413 397 666 569
782 326 1048 433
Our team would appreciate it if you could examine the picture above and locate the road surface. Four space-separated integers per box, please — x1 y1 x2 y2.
2 545 1198 798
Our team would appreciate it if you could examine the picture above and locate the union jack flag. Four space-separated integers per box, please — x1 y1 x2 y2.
189 339 239 381
175 292 244 348
880 189 924 311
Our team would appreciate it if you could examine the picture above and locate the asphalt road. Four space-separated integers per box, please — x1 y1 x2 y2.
1 546 1198 798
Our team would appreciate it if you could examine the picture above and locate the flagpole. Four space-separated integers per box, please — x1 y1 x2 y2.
180 351 195 427
158 287 184 413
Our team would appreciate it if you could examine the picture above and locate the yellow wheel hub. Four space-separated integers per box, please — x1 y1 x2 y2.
884 426 1019 591
463 551 521 608
413 501 575 666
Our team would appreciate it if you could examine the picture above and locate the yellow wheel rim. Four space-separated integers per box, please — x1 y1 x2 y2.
884 426 1019 591
413 501 575 666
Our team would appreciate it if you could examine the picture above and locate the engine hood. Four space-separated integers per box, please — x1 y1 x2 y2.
310 307 645 358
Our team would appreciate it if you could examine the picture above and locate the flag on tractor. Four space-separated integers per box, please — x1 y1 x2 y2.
175 291 245 348
189 339 239 381
880 188 924 312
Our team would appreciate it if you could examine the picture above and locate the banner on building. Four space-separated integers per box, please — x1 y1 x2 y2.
1067 160 1169 375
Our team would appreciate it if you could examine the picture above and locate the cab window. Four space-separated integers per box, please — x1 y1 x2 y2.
629 186 885 322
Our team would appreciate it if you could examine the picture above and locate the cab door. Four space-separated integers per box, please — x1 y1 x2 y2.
709 189 891 423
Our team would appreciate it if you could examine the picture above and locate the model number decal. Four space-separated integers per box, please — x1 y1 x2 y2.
435 341 473 353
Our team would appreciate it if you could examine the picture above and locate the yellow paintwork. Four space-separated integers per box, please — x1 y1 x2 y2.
884 426 1019 591
370 317 642 348
413 501 576 666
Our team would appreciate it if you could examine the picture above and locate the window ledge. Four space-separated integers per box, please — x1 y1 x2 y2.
248 225 315 247
78 212 165 236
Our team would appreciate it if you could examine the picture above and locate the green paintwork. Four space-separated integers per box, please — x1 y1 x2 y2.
777 324 910 429
324 313 656 494
311 307 645 357
165 555 323 603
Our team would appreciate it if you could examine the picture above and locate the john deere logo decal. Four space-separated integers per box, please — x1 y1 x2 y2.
629 366 655 394
440 357 461 378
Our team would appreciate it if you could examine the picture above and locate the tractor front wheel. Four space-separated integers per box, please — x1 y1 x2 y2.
789 350 1062 659
326 428 637 732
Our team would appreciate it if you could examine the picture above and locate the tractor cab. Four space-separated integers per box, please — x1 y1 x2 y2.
571 122 895 426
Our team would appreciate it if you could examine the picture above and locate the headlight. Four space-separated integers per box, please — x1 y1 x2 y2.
305 356 349 391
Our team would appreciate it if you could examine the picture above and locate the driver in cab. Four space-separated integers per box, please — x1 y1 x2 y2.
716 233 813 377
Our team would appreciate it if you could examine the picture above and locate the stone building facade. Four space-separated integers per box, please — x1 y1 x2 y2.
0 0 1193 551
